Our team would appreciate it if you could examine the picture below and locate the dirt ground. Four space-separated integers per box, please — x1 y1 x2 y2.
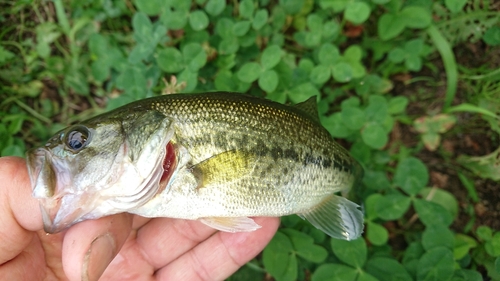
393 40 500 233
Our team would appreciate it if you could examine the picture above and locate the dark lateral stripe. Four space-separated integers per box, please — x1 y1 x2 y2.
302 153 352 173
190 133 352 173
249 141 303 163
246 141 352 173
284 149 299 161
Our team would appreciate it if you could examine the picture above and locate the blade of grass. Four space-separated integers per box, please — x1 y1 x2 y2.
461 67 500 80
245 261 266 273
427 24 458 110
52 0 71 36
14 100 52 124
446 103 499 119
457 172 479 203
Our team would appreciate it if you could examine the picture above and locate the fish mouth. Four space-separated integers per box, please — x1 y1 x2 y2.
26 148 89 233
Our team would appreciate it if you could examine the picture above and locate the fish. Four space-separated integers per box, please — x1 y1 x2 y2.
26 92 364 240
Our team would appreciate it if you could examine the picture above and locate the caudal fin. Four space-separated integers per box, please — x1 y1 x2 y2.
299 194 364 241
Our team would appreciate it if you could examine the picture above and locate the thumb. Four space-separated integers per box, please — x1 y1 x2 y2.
0 156 43 264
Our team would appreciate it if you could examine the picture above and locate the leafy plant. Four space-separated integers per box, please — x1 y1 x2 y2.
414 114 456 151
458 147 500 181
263 229 328 281
483 26 500 46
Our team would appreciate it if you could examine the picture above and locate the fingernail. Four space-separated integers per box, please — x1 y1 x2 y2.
82 233 116 281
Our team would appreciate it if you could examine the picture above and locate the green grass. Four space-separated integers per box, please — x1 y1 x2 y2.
1 0 499 280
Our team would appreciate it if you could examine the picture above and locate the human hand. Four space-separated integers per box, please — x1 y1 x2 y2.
0 156 280 280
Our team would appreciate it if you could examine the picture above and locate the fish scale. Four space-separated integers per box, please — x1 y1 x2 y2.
143 93 351 169
27 92 364 240
132 93 356 217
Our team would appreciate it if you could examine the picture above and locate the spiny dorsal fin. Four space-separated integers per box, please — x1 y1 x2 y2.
293 96 320 122
193 150 257 187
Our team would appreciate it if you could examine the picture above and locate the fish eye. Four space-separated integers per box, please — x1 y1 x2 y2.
65 126 91 152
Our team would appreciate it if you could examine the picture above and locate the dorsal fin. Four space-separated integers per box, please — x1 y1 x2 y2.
293 96 320 122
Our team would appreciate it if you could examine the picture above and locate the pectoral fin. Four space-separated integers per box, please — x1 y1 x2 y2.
193 150 256 187
200 217 261 232
299 195 363 241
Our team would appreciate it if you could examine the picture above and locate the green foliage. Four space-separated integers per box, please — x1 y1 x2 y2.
321 94 403 149
471 226 500 279
388 39 429 72
366 257 413 281
263 229 328 281
435 1 500 45
458 147 500 181
1 1 499 280
417 247 455 281
483 26 500 46
378 6 432 41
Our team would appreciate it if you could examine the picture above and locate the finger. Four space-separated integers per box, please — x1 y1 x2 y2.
0 234 49 280
0 156 42 264
155 217 280 281
36 230 66 278
61 213 133 281
132 215 151 230
94 216 155 280
135 218 217 269
98 227 155 280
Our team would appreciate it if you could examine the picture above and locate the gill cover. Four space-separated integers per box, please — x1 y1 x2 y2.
27 110 174 233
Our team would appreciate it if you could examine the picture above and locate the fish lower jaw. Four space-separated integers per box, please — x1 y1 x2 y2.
39 195 89 233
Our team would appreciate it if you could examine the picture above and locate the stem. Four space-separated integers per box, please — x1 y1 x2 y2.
52 0 70 36
461 67 500 80
403 187 438 229
14 100 52 124
427 24 458 110
1 41 28 64
434 11 500 29
0 25 16 40
33 1 46 24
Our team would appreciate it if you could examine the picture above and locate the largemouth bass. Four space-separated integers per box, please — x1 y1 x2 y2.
26 92 364 240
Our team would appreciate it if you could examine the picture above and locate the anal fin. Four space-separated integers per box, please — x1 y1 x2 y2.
200 217 261 233
299 195 363 241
